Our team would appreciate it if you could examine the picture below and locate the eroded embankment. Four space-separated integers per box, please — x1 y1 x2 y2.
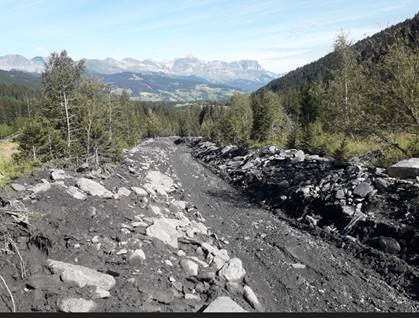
185 137 419 299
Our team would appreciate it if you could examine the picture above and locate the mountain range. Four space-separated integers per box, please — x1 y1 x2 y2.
0 54 279 101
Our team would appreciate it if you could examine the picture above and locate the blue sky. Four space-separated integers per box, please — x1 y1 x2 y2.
0 0 417 73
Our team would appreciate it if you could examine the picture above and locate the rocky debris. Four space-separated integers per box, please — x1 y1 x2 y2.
29 179 51 194
243 285 264 312
189 139 419 266
47 259 116 290
180 258 199 276
203 296 247 312
10 183 25 192
58 298 97 313
387 158 419 179
219 258 246 282
76 178 113 198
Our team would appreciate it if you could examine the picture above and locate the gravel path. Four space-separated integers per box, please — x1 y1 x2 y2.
0 137 417 312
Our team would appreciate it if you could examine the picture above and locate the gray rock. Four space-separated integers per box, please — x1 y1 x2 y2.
116 187 131 197
341 205 355 216
10 183 25 192
29 180 51 194
180 258 199 276
58 298 97 313
92 287 111 299
204 296 247 312
241 161 254 170
374 178 389 192
335 189 345 199
145 170 175 193
293 150 305 162
371 236 401 255
387 158 419 179
76 178 113 198
50 169 69 181
47 259 116 290
243 285 264 312
66 186 87 200
131 186 148 196
146 217 185 249
128 249 146 266
26 274 60 291
353 182 373 197
218 258 246 282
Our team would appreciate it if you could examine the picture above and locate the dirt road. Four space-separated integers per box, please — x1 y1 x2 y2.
0 137 418 312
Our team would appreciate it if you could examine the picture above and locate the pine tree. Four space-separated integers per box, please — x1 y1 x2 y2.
42 51 85 156
251 91 285 143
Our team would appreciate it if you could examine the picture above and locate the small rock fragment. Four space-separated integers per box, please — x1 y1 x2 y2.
58 298 97 313
180 258 199 276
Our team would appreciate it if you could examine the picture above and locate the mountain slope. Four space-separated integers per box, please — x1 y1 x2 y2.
93 72 240 101
0 69 41 89
258 12 419 95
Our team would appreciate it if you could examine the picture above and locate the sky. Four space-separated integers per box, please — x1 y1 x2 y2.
0 0 417 74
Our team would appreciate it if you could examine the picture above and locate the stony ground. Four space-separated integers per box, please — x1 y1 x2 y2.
0 137 418 312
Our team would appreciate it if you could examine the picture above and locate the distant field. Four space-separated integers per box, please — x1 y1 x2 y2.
0 140 19 161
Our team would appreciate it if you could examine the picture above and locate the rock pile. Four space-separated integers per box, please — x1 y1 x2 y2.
187 138 419 266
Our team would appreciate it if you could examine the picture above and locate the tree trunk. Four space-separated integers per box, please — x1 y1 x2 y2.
108 92 112 142
63 91 71 154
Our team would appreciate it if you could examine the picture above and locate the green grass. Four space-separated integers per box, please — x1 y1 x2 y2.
0 159 38 188
0 140 39 188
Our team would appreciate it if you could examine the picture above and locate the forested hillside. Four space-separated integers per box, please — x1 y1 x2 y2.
259 12 419 94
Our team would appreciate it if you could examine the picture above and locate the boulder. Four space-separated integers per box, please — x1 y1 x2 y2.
218 258 246 282
204 296 247 312
58 298 97 313
387 158 419 179
47 259 116 290
76 178 113 198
